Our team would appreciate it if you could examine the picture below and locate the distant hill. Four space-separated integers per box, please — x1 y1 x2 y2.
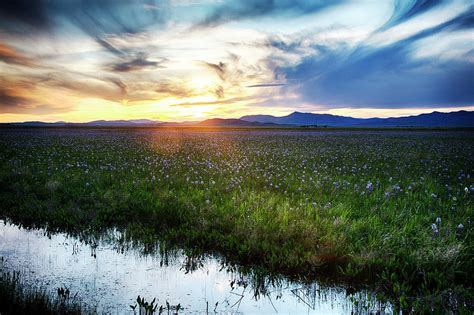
68 119 161 127
3 110 473 128
241 110 474 128
7 119 161 127
10 121 68 127
195 118 281 127
356 111 474 127
5 118 283 128
241 112 361 126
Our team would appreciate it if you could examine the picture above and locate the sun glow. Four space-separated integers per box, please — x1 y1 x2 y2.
0 1 472 123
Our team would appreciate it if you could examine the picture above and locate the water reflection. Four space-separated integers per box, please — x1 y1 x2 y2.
0 220 392 314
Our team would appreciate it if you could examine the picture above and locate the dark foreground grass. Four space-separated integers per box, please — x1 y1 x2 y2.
0 128 473 312
0 268 83 315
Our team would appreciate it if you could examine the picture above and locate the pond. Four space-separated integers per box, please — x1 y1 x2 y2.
0 220 392 314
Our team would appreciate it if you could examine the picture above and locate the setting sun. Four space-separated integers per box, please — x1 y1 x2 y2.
1 1 471 123
0 1 473 313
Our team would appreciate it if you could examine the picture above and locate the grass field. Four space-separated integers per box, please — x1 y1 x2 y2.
0 127 472 312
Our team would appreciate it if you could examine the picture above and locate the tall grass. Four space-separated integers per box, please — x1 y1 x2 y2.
0 268 84 315
0 128 472 311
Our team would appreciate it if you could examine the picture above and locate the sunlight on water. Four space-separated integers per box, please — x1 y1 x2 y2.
0 220 392 314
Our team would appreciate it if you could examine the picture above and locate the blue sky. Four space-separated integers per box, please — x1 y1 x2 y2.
0 0 473 122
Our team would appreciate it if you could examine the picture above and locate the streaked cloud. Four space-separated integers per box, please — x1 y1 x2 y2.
0 86 29 109
381 0 445 30
277 6 474 108
247 83 286 88
0 0 472 122
198 0 345 27
0 43 37 67
107 54 166 72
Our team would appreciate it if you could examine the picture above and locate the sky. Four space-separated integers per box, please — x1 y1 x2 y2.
0 0 473 122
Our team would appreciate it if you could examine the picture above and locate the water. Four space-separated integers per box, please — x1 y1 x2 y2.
0 221 391 314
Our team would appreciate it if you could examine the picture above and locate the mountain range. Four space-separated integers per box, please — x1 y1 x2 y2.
3 110 473 128
241 110 474 127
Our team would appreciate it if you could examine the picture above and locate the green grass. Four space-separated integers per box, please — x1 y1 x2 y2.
0 128 472 311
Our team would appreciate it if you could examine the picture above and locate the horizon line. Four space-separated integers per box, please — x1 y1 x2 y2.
1 109 472 125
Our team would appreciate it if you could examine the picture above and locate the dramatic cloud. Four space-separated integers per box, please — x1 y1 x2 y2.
171 96 255 107
0 1 166 35
214 85 224 99
108 54 165 72
154 81 196 98
247 83 286 88
0 80 71 115
0 0 472 122
0 0 167 55
49 75 128 102
277 7 474 108
199 0 345 27
381 0 445 30
0 43 37 67
202 61 227 81
0 86 29 108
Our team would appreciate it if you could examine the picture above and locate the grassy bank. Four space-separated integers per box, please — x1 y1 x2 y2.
0 128 472 311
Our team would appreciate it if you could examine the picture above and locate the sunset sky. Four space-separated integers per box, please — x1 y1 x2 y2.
0 0 473 122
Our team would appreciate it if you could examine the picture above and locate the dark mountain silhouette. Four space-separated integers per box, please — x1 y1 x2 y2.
241 110 474 127
10 121 68 127
69 119 160 126
3 110 473 128
195 118 281 127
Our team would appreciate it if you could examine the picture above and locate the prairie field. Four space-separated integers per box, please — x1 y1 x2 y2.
0 127 473 312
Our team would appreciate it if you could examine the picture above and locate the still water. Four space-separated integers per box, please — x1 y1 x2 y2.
0 221 391 314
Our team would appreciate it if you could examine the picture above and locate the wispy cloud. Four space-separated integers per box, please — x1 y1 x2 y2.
0 0 168 57
171 95 255 107
246 83 286 88
274 6 474 108
154 81 197 98
107 53 166 72
381 0 445 30
0 0 472 122
0 43 37 67
0 86 29 108
0 79 72 114
201 61 227 80
198 0 345 27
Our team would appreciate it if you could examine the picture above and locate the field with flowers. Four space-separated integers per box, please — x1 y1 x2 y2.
0 127 472 311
